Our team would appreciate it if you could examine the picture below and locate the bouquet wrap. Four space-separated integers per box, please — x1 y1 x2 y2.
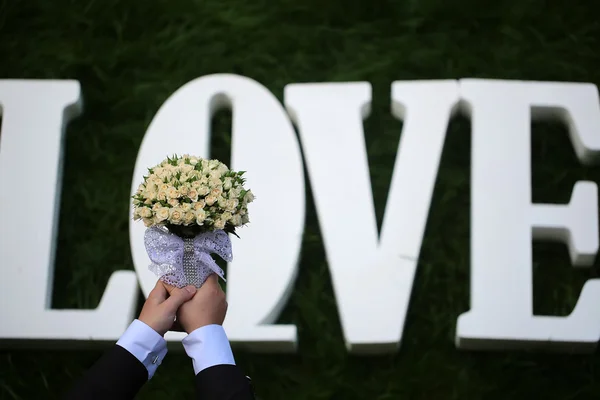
132 155 254 288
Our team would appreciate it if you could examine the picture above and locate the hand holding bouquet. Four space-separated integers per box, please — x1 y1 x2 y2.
132 155 254 288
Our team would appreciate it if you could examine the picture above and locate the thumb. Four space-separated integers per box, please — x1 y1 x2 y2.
162 285 196 314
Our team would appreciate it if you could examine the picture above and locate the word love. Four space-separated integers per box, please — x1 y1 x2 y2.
1 77 599 354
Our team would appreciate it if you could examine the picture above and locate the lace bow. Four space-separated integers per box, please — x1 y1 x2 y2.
144 226 232 288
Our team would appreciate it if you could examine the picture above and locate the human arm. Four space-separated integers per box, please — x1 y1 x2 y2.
65 281 196 399
169 275 255 400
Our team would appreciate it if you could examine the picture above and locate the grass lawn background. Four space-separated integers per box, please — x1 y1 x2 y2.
2 0 600 398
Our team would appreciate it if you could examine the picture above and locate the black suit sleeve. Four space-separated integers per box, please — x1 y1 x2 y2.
64 345 148 400
195 364 255 400
65 345 255 400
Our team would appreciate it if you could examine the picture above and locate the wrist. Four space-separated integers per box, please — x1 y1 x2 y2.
184 322 220 334
182 324 234 374
139 317 166 336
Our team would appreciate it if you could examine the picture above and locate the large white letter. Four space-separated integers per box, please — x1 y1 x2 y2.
285 81 459 353
130 74 305 351
457 79 600 351
0 80 138 343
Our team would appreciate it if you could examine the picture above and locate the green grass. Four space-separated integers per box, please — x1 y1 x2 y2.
2 0 600 398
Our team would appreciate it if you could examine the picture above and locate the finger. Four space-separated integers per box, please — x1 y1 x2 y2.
201 274 219 289
162 282 176 295
161 285 196 314
198 274 221 294
209 274 226 294
147 280 168 304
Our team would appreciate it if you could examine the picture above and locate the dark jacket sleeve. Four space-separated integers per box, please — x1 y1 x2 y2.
64 345 148 400
195 364 255 400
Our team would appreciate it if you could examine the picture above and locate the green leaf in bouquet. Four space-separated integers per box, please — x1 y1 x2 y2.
224 224 239 238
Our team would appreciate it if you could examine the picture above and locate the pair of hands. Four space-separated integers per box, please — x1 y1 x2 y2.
138 274 227 336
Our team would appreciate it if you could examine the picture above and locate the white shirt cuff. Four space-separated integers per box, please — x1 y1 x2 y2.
182 324 235 375
116 319 168 380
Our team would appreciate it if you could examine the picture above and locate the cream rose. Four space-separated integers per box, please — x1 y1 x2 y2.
205 195 217 206
193 200 206 210
187 189 199 202
135 156 253 231
229 187 242 199
221 212 232 221
144 185 158 200
198 186 210 196
217 163 229 175
155 207 170 222
243 191 255 203
213 218 226 230
179 185 190 196
242 214 249 224
210 178 222 189
158 168 171 180
208 159 221 170
133 207 142 220
184 211 195 225
153 167 165 178
195 209 207 224
231 214 243 226
181 164 194 174
149 176 162 186
178 173 189 183
225 198 239 212
210 187 223 197
145 191 157 201
140 207 152 218
169 207 184 224
167 187 180 199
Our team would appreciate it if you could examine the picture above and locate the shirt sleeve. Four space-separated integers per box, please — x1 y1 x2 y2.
181 324 236 375
116 319 168 380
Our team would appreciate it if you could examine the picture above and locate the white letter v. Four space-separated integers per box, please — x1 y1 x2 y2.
285 80 459 353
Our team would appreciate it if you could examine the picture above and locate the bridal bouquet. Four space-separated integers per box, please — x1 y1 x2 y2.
132 155 254 288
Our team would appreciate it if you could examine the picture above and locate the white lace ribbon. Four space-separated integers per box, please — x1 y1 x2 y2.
144 226 232 288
